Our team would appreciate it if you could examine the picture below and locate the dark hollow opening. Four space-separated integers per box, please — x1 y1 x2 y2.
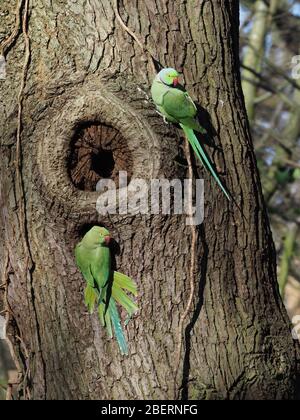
91 149 115 179
68 121 133 191
77 223 108 238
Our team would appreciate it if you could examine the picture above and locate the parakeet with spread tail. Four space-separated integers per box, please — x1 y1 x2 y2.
75 226 138 355
151 67 230 200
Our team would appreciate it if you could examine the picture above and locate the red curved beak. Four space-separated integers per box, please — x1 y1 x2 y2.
173 77 179 87
104 236 111 245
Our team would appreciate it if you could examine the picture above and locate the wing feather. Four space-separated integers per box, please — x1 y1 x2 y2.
162 89 197 120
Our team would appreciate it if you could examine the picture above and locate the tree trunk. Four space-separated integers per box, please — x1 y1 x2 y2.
0 0 299 400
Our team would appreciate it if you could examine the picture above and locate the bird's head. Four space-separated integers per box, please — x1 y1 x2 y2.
158 68 180 87
82 226 111 248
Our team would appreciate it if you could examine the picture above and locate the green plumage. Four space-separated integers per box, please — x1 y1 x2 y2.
75 226 138 355
151 68 230 201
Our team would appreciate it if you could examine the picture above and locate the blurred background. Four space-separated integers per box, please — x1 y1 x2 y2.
240 0 300 321
0 0 300 399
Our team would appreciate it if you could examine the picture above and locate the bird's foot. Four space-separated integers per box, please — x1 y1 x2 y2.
137 86 150 100
155 110 169 124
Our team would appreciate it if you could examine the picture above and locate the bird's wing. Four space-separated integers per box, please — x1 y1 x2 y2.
162 89 197 120
75 244 96 288
112 271 138 317
90 247 111 291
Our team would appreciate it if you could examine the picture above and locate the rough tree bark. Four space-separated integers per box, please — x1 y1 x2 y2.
0 0 299 400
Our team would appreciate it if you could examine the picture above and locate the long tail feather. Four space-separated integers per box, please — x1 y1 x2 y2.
180 124 230 201
94 272 138 355
108 298 128 355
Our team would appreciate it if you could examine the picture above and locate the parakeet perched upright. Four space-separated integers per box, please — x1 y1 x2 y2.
75 226 138 355
151 67 230 201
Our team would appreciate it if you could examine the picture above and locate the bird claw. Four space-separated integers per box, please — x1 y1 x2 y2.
137 86 150 100
155 110 169 124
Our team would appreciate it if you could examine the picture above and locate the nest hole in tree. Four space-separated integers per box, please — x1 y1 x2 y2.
77 223 108 238
68 121 133 191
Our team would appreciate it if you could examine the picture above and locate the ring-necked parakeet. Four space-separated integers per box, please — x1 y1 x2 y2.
75 226 138 355
151 67 230 200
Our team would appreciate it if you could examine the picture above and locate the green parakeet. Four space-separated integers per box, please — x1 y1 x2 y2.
75 226 138 355
151 67 230 201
